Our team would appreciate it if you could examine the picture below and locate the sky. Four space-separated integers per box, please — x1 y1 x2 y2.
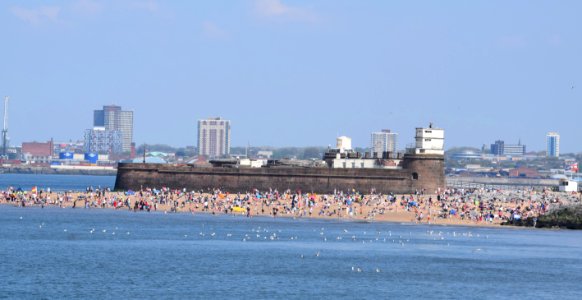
1 0 581 152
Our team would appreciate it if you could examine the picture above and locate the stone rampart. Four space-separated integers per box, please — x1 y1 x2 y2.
114 154 444 194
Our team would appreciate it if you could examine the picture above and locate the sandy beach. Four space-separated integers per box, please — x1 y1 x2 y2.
3 187 579 228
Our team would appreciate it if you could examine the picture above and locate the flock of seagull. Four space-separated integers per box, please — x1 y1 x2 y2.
19 214 491 274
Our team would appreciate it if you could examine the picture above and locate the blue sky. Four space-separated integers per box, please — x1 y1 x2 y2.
1 0 580 152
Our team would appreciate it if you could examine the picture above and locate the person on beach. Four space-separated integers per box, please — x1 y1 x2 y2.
1 185 578 227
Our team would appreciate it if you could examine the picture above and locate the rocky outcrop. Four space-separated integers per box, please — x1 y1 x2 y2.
504 205 582 230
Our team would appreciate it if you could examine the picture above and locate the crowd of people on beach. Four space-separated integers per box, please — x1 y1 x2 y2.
1 184 580 226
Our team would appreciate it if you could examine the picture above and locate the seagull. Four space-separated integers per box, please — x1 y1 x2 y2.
375 268 381 273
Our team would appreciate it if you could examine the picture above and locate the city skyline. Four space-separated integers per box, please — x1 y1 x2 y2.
1 1 581 152
3 108 576 154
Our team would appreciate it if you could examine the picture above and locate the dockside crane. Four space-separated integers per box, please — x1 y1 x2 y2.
2 96 8 157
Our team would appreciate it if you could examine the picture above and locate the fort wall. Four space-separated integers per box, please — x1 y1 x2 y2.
114 154 444 194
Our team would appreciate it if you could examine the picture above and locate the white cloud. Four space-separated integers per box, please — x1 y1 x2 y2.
72 0 104 15
11 6 61 24
254 0 317 22
202 21 228 39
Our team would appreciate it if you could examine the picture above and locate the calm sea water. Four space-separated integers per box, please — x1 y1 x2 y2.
1 206 581 299
0 174 116 191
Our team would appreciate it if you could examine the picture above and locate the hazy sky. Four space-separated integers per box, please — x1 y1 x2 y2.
1 0 580 152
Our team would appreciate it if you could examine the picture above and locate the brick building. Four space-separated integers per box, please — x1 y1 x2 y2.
21 141 54 163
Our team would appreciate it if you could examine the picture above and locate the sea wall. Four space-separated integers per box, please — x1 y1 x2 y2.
114 154 445 194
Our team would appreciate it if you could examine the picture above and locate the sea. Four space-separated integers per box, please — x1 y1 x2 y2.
0 173 116 192
1 175 582 299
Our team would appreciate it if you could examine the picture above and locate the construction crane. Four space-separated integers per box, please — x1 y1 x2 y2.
2 96 8 157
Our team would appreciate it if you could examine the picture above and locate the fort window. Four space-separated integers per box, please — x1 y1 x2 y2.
412 172 419 180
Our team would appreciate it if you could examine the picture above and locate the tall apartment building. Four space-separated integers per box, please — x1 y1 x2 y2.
371 129 397 157
84 127 122 154
197 117 231 158
490 140 504 156
93 105 133 153
546 132 560 157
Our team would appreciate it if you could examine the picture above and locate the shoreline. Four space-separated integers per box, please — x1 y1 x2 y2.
0 201 514 230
